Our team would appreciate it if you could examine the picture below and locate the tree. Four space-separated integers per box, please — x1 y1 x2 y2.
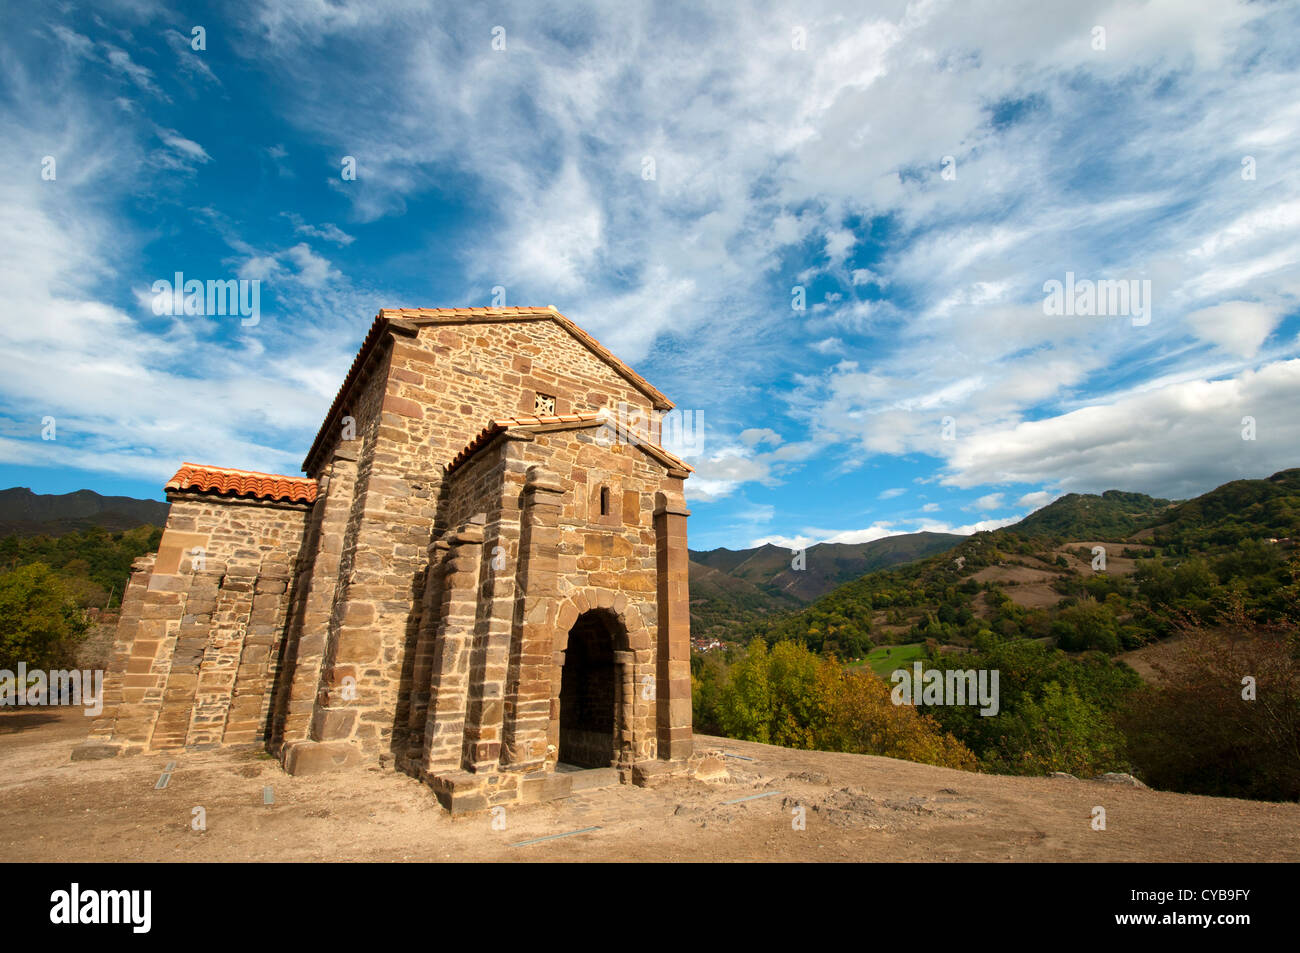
1052 601 1120 654
718 640 825 747
1121 597 1300 801
817 664 976 770
690 650 729 735
714 640 975 769
981 681 1129 776
0 563 91 671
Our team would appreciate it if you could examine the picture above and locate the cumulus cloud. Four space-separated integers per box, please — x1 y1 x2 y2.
5 0 1299 546
942 360 1300 499
1184 300 1285 357
1016 490 1054 509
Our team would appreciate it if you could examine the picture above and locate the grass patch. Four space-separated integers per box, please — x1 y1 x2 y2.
845 642 925 678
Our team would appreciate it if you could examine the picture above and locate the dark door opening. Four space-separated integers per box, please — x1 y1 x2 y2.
558 611 617 769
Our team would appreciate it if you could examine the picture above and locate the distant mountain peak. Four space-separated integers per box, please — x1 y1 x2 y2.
0 487 169 537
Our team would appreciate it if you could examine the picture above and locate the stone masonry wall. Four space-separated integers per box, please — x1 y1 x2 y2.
516 428 686 768
81 494 310 754
292 316 669 769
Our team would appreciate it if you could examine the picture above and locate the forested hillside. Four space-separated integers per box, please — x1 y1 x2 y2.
694 468 1300 802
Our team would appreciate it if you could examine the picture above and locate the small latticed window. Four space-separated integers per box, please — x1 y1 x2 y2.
534 392 556 415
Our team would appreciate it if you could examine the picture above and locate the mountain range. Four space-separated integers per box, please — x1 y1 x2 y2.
5 470 1298 643
0 487 170 536
688 532 964 637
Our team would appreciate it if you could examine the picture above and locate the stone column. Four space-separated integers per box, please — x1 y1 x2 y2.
654 493 693 760
615 649 637 767
500 466 564 771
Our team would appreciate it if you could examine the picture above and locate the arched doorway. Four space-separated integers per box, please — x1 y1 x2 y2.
558 610 619 768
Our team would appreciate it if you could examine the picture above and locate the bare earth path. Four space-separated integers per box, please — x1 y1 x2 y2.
2 709 1296 862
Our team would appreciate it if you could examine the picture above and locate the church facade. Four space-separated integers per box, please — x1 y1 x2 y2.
77 307 694 812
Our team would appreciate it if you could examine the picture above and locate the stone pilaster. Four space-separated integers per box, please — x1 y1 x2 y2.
183 564 255 746
421 516 485 774
224 559 293 745
616 648 637 768
398 536 450 772
147 559 218 750
125 542 195 751
74 555 154 758
654 494 693 760
501 466 564 770
460 527 516 773
278 444 359 774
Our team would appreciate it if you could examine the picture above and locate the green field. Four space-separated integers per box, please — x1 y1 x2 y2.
846 642 925 678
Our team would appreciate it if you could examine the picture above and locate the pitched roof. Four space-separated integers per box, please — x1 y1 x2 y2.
166 463 318 504
446 413 694 476
382 307 672 408
302 306 673 475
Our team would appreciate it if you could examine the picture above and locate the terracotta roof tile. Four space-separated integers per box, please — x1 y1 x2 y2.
166 463 318 504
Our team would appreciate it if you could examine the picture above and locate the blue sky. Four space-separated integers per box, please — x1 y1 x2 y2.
2 0 1299 551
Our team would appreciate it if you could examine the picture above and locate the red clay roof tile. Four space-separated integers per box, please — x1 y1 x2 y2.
166 463 318 504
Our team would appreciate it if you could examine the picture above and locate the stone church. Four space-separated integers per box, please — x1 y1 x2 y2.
78 307 694 812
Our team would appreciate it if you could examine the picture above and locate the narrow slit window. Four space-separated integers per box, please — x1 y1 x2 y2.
599 486 610 516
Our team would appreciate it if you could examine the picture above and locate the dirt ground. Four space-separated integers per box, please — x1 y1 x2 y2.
971 564 1067 610
2 708 1297 862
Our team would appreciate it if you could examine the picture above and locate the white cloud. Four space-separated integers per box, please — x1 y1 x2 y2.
1015 490 1053 509
103 46 163 98
1184 300 1285 357
289 218 355 246
5 0 1299 539
751 513 1022 549
152 129 211 171
942 359 1300 499
739 428 782 447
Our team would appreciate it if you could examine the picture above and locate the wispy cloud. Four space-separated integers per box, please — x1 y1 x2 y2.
2 0 1298 550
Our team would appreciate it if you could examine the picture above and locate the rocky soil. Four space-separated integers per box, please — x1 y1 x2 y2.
2 708 1296 862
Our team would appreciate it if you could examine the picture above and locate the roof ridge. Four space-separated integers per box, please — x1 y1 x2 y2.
302 306 674 474
174 462 315 481
167 463 318 504
446 414 693 476
381 306 557 315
